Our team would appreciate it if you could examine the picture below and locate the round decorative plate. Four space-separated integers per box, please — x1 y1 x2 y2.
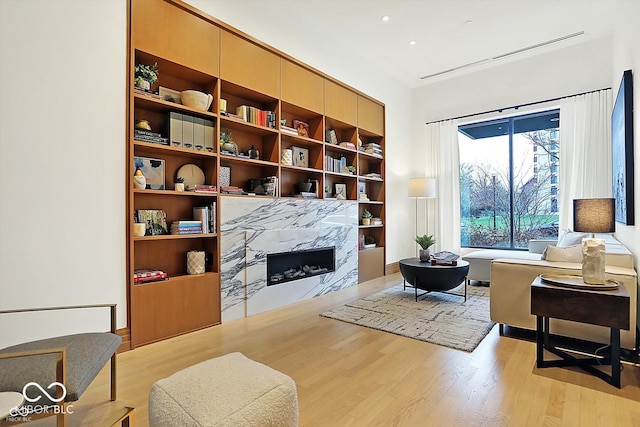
176 164 205 188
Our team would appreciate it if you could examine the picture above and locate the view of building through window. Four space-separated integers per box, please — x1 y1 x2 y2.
459 110 560 249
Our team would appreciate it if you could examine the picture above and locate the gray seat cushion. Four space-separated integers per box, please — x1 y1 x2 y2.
0 332 121 406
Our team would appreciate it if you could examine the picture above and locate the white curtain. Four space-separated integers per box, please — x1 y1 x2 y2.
425 119 461 254
558 89 613 230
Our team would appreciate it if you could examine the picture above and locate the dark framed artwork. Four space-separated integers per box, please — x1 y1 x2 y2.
612 69 634 225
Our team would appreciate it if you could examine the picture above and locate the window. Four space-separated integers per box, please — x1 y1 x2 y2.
459 110 560 249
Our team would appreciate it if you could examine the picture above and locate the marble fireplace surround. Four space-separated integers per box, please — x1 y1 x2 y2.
220 197 358 322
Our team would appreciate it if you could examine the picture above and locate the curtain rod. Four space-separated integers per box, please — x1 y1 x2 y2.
425 87 611 126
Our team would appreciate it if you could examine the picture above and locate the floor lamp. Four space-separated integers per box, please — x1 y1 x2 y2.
408 178 437 256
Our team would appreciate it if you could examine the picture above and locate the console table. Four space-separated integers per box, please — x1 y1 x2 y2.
530 275 630 388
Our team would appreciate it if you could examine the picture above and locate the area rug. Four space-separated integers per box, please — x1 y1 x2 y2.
321 283 495 352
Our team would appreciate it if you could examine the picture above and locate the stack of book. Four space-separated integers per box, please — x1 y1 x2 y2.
170 220 202 235
363 172 382 180
364 142 382 156
134 129 169 145
187 184 217 193
371 217 383 226
220 186 245 194
430 251 459 266
133 87 161 100
324 155 348 173
280 125 299 135
134 269 168 284
359 193 370 201
235 105 276 129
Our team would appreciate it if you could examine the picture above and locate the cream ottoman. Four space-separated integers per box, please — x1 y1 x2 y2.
149 352 298 427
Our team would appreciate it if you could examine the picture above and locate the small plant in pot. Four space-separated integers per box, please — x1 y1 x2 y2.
134 63 158 90
415 234 436 262
362 209 373 225
220 130 238 154
174 176 185 192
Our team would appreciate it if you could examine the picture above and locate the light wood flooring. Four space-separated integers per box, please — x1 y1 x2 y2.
25 273 640 426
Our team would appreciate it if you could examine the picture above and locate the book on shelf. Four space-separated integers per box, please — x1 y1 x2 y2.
281 125 298 135
134 134 169 145
134 269 168 284
339 141 356 149
220 186 246 194
431 251 460 261
293 191 317 199
134 129 162 138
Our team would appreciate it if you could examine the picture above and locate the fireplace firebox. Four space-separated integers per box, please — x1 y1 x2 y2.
267 247 335 285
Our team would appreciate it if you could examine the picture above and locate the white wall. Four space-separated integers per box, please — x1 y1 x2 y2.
0 0 127 346
610 0 640 266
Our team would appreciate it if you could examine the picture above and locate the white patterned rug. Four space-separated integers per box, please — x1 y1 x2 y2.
321 283 495 352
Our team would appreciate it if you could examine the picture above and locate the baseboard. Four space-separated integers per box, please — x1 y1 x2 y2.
385 262 399 275
116 327 131 353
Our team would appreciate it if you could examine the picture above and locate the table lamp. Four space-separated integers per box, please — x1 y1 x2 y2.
573 198 615 284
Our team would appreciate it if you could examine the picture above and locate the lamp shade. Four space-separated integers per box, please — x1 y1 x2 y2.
573 198 615 233
408 178 436 198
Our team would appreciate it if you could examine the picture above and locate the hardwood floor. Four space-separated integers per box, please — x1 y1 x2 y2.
27 273 640 426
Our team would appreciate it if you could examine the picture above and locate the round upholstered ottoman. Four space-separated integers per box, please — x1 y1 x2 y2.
148 352 298 427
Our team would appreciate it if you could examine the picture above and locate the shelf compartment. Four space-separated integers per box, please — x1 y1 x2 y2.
358 247 384 283
133 150 218 190
325 117 358 146
133 94 217 120
134 233 217 241
219 123 279 163
280 169 323 198
218 160 279 192
280 101 324 142
133 238 218 277
134 189 218 197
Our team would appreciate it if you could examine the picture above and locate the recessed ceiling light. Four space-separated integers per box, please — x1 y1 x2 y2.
465 20 473 25
382 16 390 22
409 40 416 46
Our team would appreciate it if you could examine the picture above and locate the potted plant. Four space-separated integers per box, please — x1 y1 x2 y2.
134 63 158 90
324 185 333 199
415 234 436 262
174 176 185 192
362 209 373 225
220 130 237 154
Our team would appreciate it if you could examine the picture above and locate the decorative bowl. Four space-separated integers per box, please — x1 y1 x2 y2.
180 90 213 111
297 182 312 193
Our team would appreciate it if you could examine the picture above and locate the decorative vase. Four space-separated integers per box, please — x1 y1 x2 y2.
582 238 606 284
133 167 146 189
248 145 259 159
174 183 185 192
136 79 151 90
281 149 293 165
419 249 430 262
187 250 206 275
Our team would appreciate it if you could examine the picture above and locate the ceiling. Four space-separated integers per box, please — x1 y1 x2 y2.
189 0 619 88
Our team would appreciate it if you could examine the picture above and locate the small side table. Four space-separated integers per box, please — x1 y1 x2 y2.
530 275 630 388
0 391 24 419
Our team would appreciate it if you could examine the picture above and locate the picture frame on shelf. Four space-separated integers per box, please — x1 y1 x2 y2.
292 146 309 168
335 183 347 199
133 156 165 190
135 209 168 235
293 120 310 138
325 128 339 145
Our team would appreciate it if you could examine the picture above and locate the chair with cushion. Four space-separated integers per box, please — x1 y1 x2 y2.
0 304 121 426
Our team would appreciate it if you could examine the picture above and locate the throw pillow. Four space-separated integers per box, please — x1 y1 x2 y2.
541 244 583 263
557 228 587 247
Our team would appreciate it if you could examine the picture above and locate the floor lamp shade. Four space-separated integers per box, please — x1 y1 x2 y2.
573 198 615 233
408 178 436 198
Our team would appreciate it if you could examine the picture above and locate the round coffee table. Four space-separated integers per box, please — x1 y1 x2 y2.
399 258 469 301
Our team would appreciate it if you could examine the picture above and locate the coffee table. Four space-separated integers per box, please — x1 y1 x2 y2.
399 258 469 301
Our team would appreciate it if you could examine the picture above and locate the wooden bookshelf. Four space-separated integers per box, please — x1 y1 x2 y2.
127 0 385 347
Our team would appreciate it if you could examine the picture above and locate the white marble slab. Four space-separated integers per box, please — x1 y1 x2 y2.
220 197 358 322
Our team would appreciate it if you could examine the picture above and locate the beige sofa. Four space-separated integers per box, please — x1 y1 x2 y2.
490 234 638 349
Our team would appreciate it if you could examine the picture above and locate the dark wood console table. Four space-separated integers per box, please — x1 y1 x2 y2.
530 275 630 388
